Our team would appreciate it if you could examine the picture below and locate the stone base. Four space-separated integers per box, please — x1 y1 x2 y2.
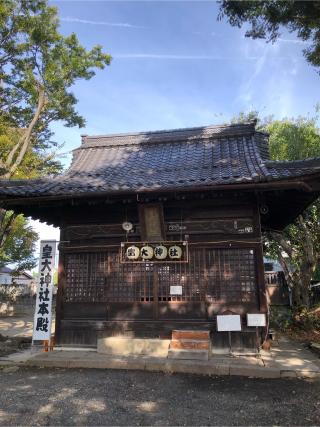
97 337 170 357
168 349 209 360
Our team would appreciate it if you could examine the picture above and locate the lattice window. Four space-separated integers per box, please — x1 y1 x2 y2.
64 250 154 303
64 247 258 305
205 248 257 303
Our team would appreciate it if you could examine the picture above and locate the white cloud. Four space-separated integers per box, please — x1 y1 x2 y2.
61 16 146 29
278 38 309 45
234 47 269 107
114 53 260 60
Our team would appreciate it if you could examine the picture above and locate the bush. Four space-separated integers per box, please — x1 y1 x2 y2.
0 284 22 303
269 306 293 331
292 307 320 331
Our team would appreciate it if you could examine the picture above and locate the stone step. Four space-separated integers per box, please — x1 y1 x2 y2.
172 330 210 341
170 339 210 350
168 349 209 360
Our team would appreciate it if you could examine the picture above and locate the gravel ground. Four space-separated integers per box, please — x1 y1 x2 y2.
0 367 319 426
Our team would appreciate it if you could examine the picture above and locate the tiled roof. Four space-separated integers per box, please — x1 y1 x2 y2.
1 122 320 198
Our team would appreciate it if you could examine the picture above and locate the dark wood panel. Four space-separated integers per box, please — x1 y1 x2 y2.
108 302 154 320
158 302 206 320
63 303 107 319
166 218 254 235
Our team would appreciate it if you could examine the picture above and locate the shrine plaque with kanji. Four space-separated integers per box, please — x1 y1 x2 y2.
32 240 57 341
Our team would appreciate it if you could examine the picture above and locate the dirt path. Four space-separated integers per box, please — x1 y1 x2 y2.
0 367 319 426
0 314 55 338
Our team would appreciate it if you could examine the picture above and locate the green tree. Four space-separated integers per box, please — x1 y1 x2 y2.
0 0 111 179
232 111 320 308
0 213 38 272
0 0 111 271
0 123 62 179
267 116 320 160
264 116 320 308
218 1 320 72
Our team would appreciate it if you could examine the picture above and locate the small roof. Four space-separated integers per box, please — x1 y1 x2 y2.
0 267 33 279
0 266 13 274
0 122 320 198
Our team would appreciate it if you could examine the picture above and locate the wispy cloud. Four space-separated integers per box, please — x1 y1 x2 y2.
61 16 146 29
278 38 309 45
114 53 262 60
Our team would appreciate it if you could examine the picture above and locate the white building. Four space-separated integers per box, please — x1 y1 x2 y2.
0 267 36 295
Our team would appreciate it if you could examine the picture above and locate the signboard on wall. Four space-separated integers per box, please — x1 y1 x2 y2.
33 240 57 341
120 241 188 263
167 219 254 235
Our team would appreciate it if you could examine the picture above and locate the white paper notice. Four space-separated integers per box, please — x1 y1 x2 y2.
217 315 241 332
170 285 183 295
247 313 266 327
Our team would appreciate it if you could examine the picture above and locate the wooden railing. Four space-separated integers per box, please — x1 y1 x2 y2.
264 271 286 286
265 271 289 305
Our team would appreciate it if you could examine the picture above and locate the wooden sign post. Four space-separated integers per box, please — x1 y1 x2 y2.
247 313 267 354
217 314 241 355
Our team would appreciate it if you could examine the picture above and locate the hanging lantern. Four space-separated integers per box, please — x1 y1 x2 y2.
140 245 154 260
168 245 182 259
154 245 168 260
126 245 140 260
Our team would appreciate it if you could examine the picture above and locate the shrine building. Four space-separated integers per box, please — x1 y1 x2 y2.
0 121 320 352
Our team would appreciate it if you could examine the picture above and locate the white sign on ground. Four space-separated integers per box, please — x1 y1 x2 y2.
33 240 57 341
247 313 266 327
217 314 241 332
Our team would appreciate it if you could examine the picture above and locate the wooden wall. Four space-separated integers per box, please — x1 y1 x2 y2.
55 192 267 346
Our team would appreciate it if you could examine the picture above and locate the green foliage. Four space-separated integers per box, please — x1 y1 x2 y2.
314 266 320 282
218 1 320 72
269 306 293 331
291 307 320 332
230 110 259 124
0 0 111 178
266 117 320 161
265 201 320 267
0 122 62 178
0 213 38 272
270 306 320 332
232 110 320 161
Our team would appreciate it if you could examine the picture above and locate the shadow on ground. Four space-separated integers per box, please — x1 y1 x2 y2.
0 367 319 426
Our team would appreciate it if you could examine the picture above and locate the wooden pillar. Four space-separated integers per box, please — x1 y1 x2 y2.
153 267 159 320
54 227 66 345
254 200 268 313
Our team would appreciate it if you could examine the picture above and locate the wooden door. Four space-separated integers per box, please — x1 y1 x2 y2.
155 261 207 321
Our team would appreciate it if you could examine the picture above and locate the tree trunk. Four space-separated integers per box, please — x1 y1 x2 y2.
291 279 310 308
2 86 46 179
270 224 316 309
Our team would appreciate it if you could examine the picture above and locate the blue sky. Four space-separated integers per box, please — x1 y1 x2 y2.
48 0 320 169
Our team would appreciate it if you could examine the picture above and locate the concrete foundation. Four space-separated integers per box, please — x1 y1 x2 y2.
97 337 170 357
